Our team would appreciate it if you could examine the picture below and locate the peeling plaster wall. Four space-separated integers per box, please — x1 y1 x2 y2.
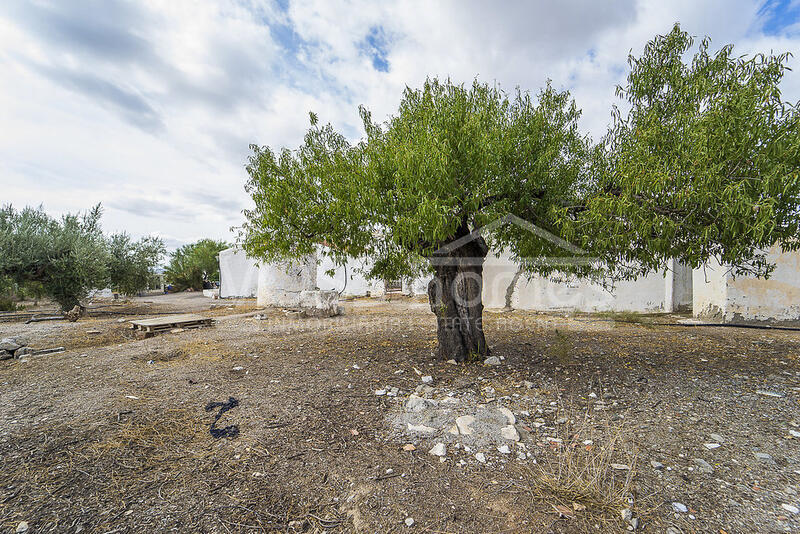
671 261 694 311
249 248 695 314
256 254 317 307
695 248 800 322
316 253 384 297
482 250 682 312
692 257 729 320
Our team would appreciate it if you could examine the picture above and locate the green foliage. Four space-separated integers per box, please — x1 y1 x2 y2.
243 78 592 279
0 276 18 311
243 27 800 287
107 232 166 296
164 239 228 291
576 24 800 279
0 205 109 310
0 205 165 310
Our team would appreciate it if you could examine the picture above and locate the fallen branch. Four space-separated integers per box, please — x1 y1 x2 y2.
31 347 66 356
25 315 65 324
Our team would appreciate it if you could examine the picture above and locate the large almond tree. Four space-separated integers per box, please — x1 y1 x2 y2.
242 26 799 362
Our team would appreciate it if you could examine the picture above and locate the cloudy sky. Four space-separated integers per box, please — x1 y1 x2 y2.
1 0 798 250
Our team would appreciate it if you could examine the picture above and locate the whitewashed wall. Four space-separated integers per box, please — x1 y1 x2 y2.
694 248 800 322
219 248 260 298
256 254 317 307
316 253 386 297
227 246 694 314
482 250 686 312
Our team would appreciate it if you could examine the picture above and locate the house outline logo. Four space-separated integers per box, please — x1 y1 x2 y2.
430 214 597 267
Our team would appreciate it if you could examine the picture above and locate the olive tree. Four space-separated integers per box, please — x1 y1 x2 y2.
243 26 799 362
164 239 228 291
107 232 166 296
0 205 165 310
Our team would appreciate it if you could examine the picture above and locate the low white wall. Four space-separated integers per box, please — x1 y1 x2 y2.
317 254 385 297
238 247 695 314
481 250 682 312
219 248 260 298
315 248 690 313
256 254 317 307
694 248 800 322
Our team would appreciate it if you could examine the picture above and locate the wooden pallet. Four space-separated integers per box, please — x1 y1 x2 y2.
130 314 213 337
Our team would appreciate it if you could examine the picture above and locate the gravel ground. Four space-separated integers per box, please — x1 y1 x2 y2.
1 295 799 533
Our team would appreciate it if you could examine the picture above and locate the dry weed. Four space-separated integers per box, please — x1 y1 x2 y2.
519 416 644 531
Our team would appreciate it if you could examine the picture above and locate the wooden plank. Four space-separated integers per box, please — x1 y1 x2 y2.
129 314 212 329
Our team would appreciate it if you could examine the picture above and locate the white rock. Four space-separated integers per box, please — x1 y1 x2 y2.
405 394 433 412
475 452 486 463
703 443 720 449
789 430 800 438
620 508 632 521
709 433 724 443
693 458 714 474
15 522 29 534
447 359 458 365
611 463 631 470
754 452 772 461
497 407 516 424
497 445 511 454
650 460 664 470
429 443 447 457
500 425 520 441
757 390 784 398
375 389 387 396
421 375 433 384
407 423 437 434
483 356 501 366
672 502 688 513
782 503 799 514
0 338 21 352
455 415 476 435
405 517 415 526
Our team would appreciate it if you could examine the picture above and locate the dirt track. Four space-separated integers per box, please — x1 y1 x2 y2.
1 294 800 533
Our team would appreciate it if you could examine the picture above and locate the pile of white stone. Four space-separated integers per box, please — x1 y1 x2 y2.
0 337 33 360
0 337 64 361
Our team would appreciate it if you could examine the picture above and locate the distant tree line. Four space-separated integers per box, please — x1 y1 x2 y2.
0 204 165 311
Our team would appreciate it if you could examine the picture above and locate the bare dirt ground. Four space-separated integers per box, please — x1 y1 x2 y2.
1 294 799 533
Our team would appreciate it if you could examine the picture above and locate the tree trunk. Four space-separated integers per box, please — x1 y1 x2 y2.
427 233 489 362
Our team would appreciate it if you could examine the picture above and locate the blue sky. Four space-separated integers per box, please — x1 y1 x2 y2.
0 0 798 249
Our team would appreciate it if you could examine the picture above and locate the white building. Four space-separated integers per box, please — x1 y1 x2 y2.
693 246 800 323
218 245 800 323
218 248 260 298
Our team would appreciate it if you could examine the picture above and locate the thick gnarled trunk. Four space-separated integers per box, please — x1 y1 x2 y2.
427 234 489 362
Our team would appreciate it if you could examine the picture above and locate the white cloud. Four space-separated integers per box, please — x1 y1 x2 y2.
0 0 797 248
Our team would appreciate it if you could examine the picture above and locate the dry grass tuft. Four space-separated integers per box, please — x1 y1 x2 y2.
594 310 656 327
519 417 642 531
178 338 241 359
39 321 135 350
